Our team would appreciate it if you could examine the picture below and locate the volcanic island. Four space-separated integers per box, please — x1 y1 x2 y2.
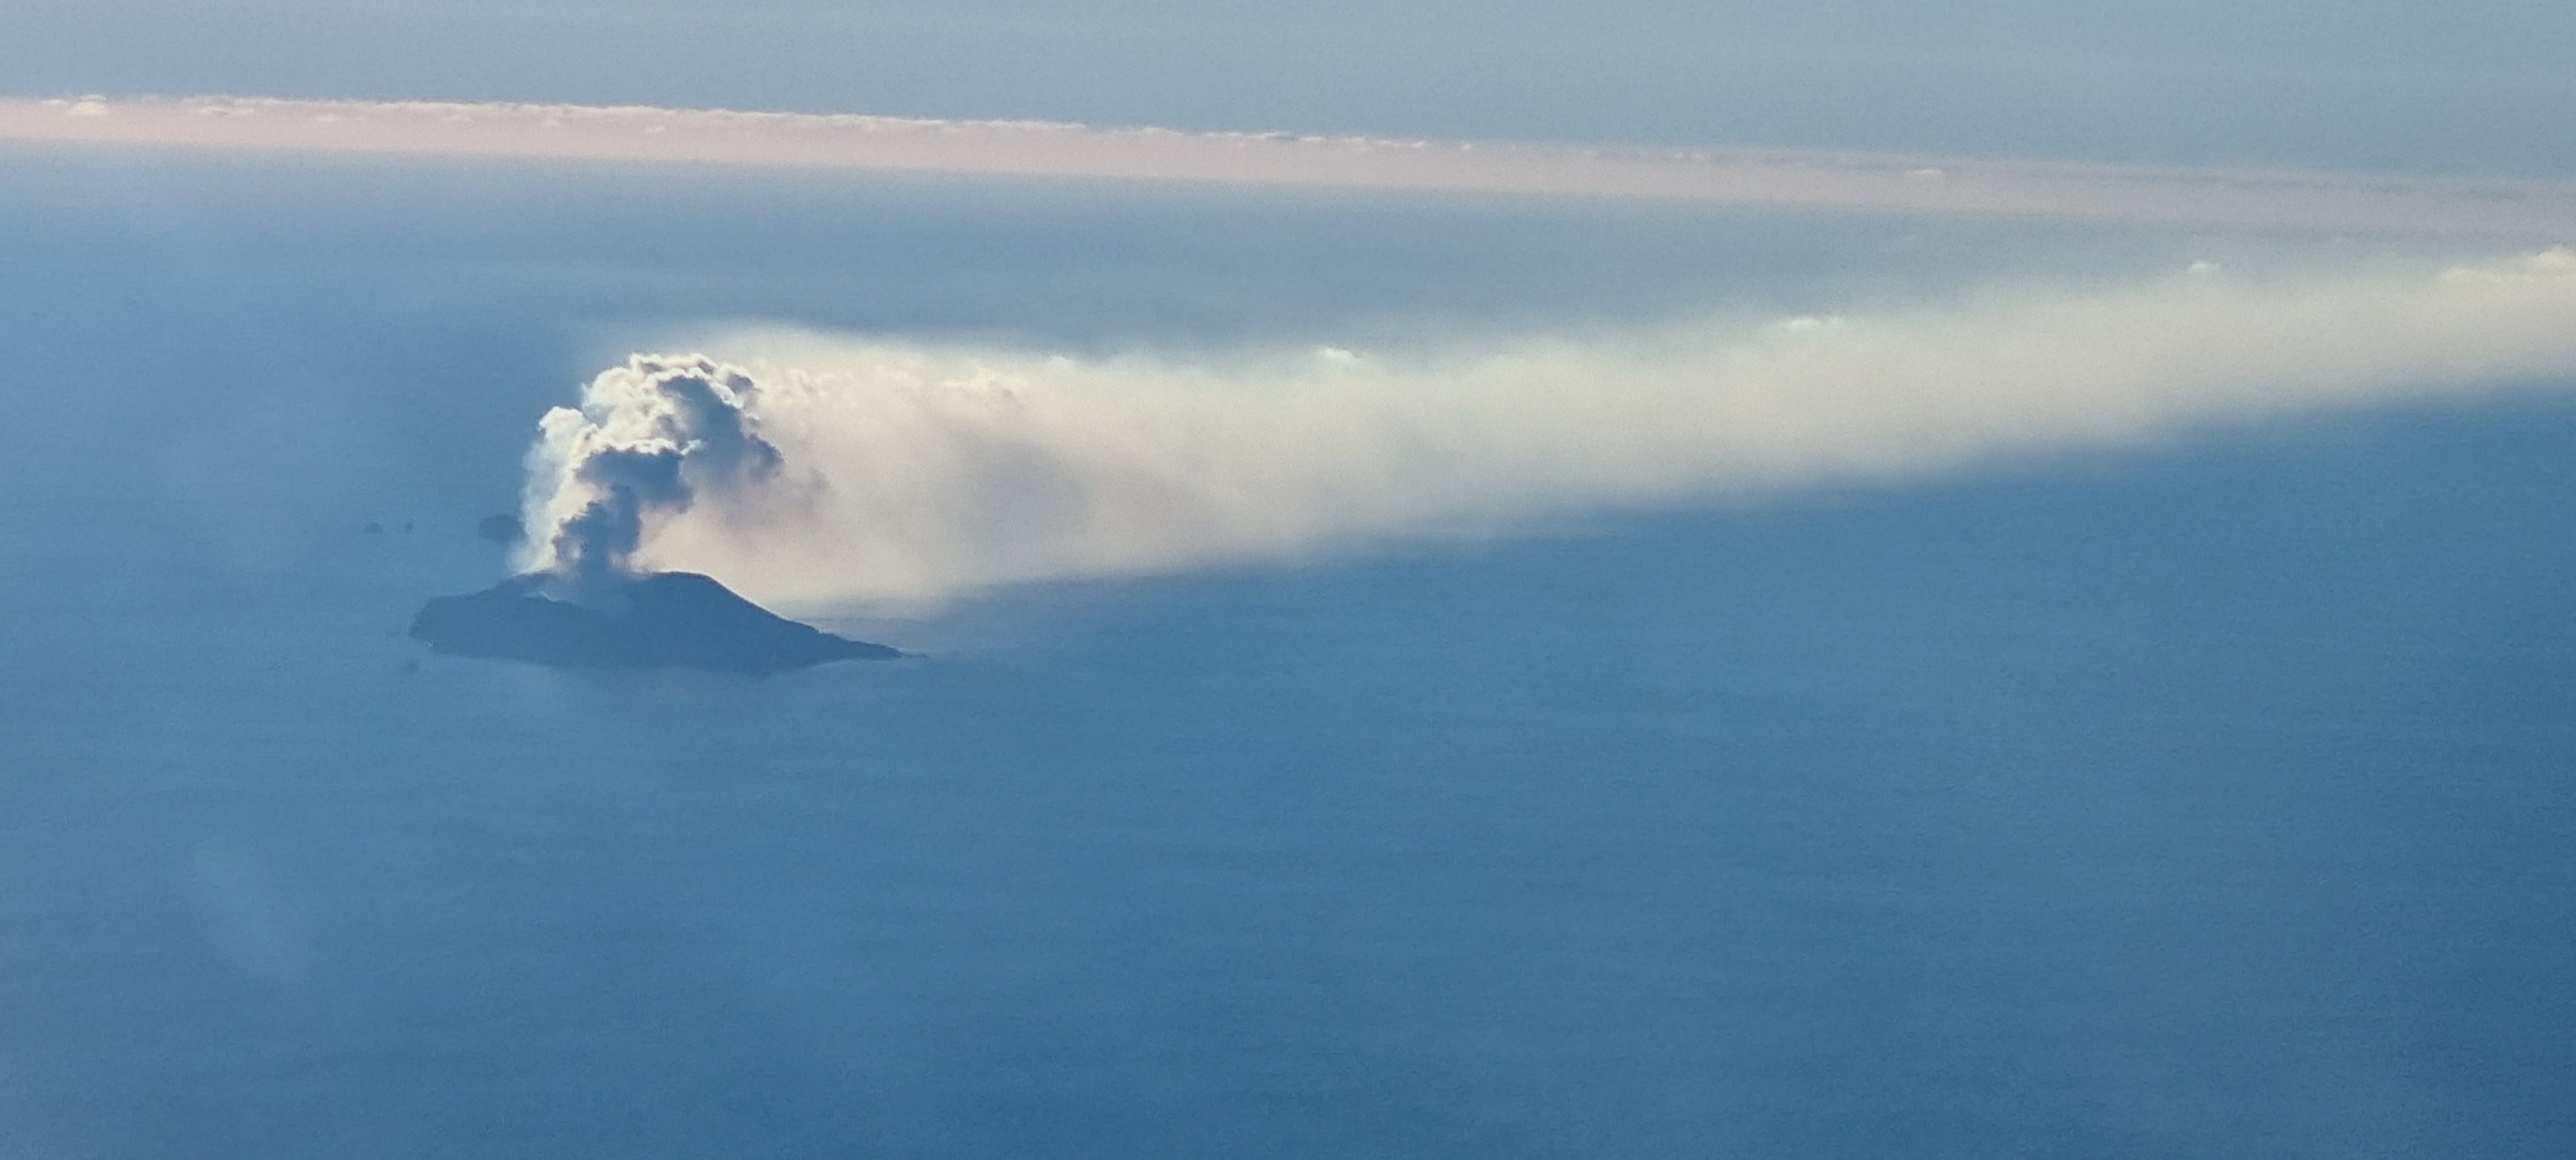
411 570 900 675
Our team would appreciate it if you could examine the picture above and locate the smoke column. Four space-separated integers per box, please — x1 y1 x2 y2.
522 356 782 587
521 251 2576 607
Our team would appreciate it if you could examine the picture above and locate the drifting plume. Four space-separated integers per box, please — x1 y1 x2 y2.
518 252 2576 606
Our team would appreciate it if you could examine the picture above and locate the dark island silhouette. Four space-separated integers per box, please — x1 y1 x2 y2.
411 570 900 675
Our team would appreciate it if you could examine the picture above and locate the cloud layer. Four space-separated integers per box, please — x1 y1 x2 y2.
516 252 2576 607
8 95 2576 236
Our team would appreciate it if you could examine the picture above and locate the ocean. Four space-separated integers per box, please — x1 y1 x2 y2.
2 147 2570 1157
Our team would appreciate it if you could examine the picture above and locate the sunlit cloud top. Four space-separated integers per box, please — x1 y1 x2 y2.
7 94 2575 238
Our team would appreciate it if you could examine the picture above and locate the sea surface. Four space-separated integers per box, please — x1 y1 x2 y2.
2 148 2571 1157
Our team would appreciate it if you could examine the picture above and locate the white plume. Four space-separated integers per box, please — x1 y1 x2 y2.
519 250 2576 606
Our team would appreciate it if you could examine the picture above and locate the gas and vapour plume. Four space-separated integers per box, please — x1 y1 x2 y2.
521 252 2576 608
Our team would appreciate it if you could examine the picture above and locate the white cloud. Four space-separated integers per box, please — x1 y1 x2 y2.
514 252 2576 607
4 95 2573 237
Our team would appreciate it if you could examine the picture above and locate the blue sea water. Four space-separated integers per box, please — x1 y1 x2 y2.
1 149 2572 1157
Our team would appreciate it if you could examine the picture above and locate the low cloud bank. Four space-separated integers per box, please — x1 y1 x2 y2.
518 252 2576 606
9 95 2576 236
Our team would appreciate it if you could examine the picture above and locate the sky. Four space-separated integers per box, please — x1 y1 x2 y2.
8 0 2576 175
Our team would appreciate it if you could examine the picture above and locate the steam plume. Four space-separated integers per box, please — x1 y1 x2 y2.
521 252 2576 606
524 356 781 585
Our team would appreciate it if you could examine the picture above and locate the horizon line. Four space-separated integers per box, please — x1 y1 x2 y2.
6 93 2575 238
